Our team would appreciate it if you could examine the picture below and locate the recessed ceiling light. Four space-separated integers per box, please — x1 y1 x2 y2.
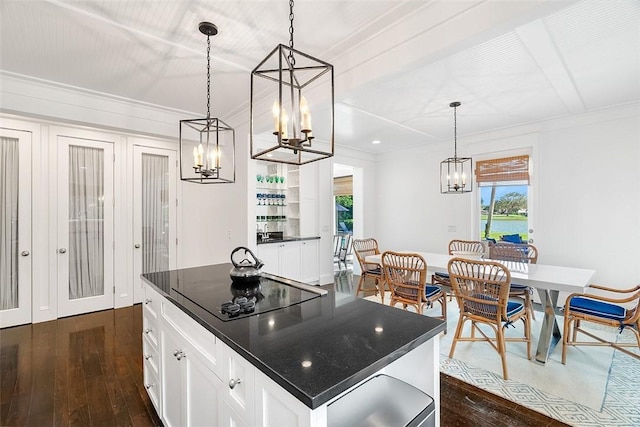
371 140 381 145
301 360 312 368
375 326 383 333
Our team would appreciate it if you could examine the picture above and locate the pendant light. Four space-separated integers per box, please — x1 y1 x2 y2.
180 22 235 183
440 101 472 194
250 0 334 165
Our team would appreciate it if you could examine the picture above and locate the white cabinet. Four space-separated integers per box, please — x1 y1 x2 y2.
143 281 224 427
257 243 281 276
280 242 302 280
142 285 163 416
300 240 319 284
257 240 319 284
220 344 256 426
255 369 315 427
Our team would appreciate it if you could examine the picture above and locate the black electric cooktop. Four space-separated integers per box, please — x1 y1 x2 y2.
170 274 321 321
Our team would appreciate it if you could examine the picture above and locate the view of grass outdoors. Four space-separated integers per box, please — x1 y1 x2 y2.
335 195 353 234
480 185 528 241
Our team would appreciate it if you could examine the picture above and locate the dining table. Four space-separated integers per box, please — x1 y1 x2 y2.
365 251 596 364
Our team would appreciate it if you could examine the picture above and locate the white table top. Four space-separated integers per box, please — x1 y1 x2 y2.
365 251 595 294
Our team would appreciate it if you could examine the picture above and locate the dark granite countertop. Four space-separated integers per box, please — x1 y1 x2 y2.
257 235 321 244
142 263 445 409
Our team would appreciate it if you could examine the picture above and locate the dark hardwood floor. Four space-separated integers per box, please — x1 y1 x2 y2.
0 273 569 426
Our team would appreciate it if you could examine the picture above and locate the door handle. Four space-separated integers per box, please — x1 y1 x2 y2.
21 251 30 256
135 243 141 249
58 248 67 254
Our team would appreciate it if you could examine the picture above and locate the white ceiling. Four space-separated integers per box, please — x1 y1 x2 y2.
1 0 639 154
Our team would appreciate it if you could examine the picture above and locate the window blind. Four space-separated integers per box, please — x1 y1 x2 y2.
333 176 353 196
475 155 529 185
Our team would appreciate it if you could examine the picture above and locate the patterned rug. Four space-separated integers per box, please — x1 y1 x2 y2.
364 292 640 426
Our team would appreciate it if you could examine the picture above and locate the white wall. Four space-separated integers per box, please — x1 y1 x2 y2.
373 104 640 287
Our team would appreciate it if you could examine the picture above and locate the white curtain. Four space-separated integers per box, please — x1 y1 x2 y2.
142 153 169 274
1 137 19 310
69 145 104 299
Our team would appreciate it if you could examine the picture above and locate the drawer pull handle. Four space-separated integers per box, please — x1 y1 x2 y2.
145 383 154 390
174 350 185 360
228 378 242 389
145 354 152 360
144 298 151 305
144 328 152 334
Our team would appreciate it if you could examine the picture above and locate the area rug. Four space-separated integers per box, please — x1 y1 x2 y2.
363 292 640 427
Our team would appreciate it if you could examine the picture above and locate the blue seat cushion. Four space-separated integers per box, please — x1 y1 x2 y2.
425 285 442 299
505 301 525 318
501 234 523 244
569 296 626 320
434 272 449 278
510 283 528 291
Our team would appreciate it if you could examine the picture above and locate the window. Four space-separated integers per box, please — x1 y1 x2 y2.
476 155 530 242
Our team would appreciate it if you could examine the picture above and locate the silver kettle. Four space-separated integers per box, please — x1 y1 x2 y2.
229 246 264 285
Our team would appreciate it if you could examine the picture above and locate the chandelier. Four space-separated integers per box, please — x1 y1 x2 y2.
179 22 235 183
440 101 472 194
250 0 334 165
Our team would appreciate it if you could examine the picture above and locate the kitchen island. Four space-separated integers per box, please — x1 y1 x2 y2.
141 263 445 427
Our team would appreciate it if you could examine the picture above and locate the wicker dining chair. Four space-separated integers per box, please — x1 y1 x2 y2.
562 284 640 364
489 241 539 320
352 238 385 303
382 251 446 322
432 240 485 301
448 257 531 380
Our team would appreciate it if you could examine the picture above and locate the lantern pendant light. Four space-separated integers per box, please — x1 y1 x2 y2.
250 0 334 165
179 22 235 183
440 101 472 194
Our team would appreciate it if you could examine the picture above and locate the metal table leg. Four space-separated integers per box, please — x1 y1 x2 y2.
535 288 562 363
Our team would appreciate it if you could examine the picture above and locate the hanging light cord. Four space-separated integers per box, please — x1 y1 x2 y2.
288 0 295 66
453 104 458 159
206 34 212 120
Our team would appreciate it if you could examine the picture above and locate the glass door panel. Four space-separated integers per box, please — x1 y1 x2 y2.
133 146 176 303
58 137 114 317
0 129 32 327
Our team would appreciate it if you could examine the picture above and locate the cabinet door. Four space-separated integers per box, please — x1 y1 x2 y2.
257 244 280 276
185 343 223 427
0 128 32 327
254 370 313 427
300 240 319 284
222 401 250 427
222 344 255 423
161 327 185 427
280 242 301 281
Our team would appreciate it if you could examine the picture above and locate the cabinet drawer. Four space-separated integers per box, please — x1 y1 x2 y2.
142 311 160 349
143 362 162 415
143 284 162 320
162 299 221 376
143 336 160 377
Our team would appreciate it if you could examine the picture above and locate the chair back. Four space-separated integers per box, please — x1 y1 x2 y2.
448 239 485 258
352 238 381 272
382 251 427 302
448 258 511 320
489 242 538 264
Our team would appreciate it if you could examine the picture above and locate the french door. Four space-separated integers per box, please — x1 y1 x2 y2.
57 136 114 317
132 146 177 303
0 128 32 327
